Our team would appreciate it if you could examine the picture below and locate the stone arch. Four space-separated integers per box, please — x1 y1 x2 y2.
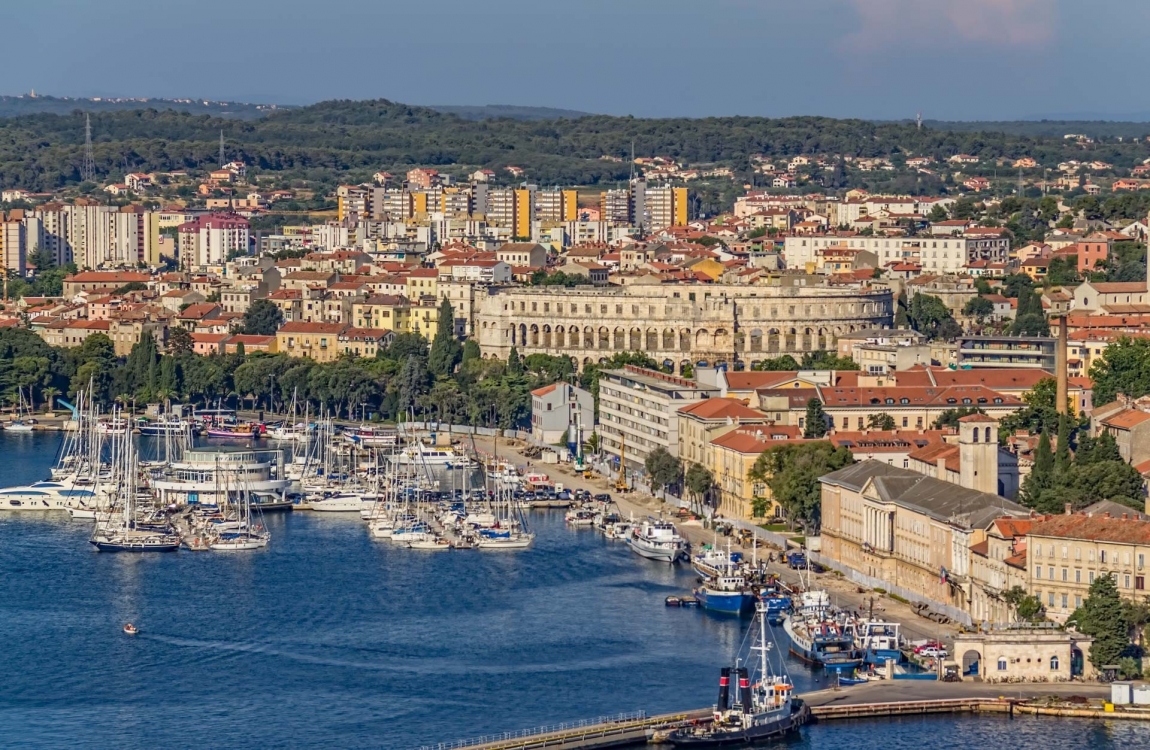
613 327 625 350
750 328 763 353
584 326 595 349
817 328 828 350
732 331 745 353
663 328 676 350
714 328 731 350
517 323 527 346
785 328 797 351
542 325 552 348
961 649 981 678
767 328 780 353
582 356 593 369
530 324 540 347
646 329 659 351
679 329 691 352
554 325 565 348
695 328 711 349
598 326 611 350
629 327 642 350
567 326 578 348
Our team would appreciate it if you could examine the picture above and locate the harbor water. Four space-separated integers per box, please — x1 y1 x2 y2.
1 432 1149 748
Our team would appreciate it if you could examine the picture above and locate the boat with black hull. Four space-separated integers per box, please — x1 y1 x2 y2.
664 600 808 747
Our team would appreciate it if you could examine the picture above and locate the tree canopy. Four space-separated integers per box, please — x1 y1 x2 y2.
749 442 854 529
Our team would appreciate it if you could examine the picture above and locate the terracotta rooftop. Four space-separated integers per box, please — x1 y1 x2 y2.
677 397 767 421
1029 513 1150 544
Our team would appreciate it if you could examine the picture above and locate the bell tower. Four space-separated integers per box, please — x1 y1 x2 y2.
958 413 999 495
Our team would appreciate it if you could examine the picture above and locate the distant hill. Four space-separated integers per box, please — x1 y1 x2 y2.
427 104 594 121
920 119 1150 140
0 94 285 120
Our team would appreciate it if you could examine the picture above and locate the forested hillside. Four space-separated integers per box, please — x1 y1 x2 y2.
4 98 1150 191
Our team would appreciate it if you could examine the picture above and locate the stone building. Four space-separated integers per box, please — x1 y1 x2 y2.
473 281 893 373
953 626 1092 682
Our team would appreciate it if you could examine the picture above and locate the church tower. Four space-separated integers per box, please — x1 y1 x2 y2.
958 413 1000 496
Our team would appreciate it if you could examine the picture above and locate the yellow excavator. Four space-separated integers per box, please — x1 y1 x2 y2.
615 431 631 492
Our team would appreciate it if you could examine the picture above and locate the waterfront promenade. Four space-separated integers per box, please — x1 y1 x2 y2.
469 433 961 646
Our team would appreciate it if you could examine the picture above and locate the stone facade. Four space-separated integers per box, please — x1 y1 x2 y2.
473 281 893 373
953 627 1093 682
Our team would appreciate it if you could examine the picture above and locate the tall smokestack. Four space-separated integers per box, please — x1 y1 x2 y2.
1056 315 1068 416
717 667 731 712
738 667 752 714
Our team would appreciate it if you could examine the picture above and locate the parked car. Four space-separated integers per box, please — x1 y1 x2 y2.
915 646 948 659
786 552 807 569
593 493 612 502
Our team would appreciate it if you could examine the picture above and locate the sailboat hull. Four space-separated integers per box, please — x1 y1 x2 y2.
90 539 181 553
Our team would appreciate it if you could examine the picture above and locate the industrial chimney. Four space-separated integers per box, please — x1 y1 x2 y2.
1056 315 1068 416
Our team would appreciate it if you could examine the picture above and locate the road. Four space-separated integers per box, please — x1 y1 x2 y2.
801 679 1109 708
465 433 964 649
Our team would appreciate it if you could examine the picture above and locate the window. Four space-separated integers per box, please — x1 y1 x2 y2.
1061 568 1067 582
1126 575 1132 589
1049 567 1055 580
1138 576 1145 591
1035 567 1042 579
1050 656 1060 671
1048 593 1055 607
1075 595 1082 608
997 658 1008 671
1061 594 1068 609
1090 571 1096 583
1075 570 1081 583
1101 550 1107 564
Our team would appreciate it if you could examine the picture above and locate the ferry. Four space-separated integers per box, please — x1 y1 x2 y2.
627 518 687 563
665 600 808 747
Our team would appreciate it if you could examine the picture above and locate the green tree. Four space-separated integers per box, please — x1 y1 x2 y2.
168 327 194 355
803 398 828 438
752 355 801 371
644 447 683 495
1054 413 1072 479
867 413 897 430
907 293 961 340
427 298 463 377
749 442 853 531
684 462 714 514
1069 575 1134 672
1003 586 1046 623
1045 256 1081 286
962 296 995 321
1089 336 1150 406
241 299 284 336
1000 377 1063 436
507 346 524 376
799 351 860 370
1022 429 1054 504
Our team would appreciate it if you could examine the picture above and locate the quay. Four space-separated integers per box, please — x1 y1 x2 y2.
422 682 1120 750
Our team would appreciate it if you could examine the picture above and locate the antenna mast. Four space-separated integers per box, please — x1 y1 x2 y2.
916 112 923 130
81 114 96 182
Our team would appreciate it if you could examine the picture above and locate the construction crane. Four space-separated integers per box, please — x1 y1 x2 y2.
615 431 630 492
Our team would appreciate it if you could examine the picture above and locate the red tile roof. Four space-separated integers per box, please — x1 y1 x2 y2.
1029 513 1150 544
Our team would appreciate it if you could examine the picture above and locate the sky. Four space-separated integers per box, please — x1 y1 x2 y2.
1 0 1145 121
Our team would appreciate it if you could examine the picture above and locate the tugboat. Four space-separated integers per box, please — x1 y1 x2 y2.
665 600 809 746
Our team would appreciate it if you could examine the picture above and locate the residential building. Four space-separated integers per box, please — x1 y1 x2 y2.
969 518 1032 625
956 335 1057 370
597 365 719 471
530 382 594 445
675 397 772 469
1026 512 1150 623
275 321 348 362
707 424 804 519
337 327 394 358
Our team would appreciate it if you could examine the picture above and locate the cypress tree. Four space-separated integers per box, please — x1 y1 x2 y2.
1022 429 1054 506
803 398 828 439
1054 413 1072 478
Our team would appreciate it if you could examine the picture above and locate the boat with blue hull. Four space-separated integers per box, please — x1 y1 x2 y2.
695 574 754 615
855 618 903 664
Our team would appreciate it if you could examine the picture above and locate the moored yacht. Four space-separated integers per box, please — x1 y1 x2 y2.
627 518 687 563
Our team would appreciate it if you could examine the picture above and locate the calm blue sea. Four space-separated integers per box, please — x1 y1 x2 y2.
0 431 1147 749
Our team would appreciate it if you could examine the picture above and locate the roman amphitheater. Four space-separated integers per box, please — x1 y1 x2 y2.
473 281 894 372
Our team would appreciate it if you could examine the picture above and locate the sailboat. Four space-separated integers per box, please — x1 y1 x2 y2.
4 387 36 432
208 455 270 551
664 600 809 746
476 472 534 550
90 413 181 552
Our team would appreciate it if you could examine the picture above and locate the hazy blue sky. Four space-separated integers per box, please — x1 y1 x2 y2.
3 0 1145 120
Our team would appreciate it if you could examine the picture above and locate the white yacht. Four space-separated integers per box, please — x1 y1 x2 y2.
310 493 372 513
392 442 469 467
628 518 687 563
0 482 100 512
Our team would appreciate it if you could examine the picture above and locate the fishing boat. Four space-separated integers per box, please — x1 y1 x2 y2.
564 508 597 527
692 545 741 579
782 592 863 672
855 618 904 664
758 584 792 625
694 543 754 614
627 518 687 563
836 673 869 686
664 600 808 747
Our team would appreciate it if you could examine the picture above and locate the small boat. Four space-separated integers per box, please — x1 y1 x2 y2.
837 674 868 686
206 424 262 439
666 596 683 607
138 419 191 436
408 537 452 551
123 623 139 636
3 419 35 432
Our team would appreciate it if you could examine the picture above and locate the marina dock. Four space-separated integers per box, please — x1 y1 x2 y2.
424 682 1119 750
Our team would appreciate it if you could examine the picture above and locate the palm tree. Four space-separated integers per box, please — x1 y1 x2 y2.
42 387 60 413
